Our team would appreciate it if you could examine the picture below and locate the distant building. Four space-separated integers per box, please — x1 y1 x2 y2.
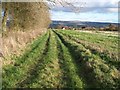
99 27 104 31
62 28 65 30
104 24 117 31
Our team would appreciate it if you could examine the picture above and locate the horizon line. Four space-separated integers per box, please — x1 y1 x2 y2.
51 19 118 23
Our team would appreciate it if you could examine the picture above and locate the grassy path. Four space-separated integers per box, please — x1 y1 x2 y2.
27 30 63 88
54 31 85 88
16 32 51 87
2 29 120 89
3 32 50 88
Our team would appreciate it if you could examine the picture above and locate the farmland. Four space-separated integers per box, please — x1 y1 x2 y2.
2 29 120 88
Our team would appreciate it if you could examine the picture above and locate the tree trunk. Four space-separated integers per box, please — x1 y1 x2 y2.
2 8 9 33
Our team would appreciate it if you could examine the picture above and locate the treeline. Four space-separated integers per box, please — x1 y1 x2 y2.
99 24 118 31
50 24 118 31
2 2 51 33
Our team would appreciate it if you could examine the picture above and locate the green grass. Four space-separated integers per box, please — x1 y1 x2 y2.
27 30 61 88
3 31 50 88
54 30 120 88
2 29 120 89
54 31 85 88
57 30 118 53
56 30 119 69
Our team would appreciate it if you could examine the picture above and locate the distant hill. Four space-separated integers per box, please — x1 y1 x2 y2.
49 20 118 28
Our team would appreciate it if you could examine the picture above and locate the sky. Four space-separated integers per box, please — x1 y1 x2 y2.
49 0 119 23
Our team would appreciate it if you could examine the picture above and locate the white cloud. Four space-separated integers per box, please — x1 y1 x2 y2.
107 8 118 12
49 0 118 22
50 0 119 13
51 0 119 7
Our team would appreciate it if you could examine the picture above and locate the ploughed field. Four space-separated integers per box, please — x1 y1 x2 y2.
3 30 120 88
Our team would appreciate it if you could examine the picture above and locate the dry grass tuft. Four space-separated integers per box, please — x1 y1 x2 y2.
2 28 47 66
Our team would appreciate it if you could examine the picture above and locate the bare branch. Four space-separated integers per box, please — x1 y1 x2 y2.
47 0 86 13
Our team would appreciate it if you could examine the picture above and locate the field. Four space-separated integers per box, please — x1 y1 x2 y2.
2 29 120 88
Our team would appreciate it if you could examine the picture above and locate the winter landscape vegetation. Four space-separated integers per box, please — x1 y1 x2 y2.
0 0 120 89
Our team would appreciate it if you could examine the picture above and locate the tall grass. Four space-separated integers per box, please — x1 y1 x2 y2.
3 28 47 66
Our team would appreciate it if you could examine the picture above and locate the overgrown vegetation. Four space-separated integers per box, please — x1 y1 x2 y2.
2 2 51 32
2 2 51 65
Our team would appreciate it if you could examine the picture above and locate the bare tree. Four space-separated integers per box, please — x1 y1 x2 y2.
1 0 85 33
47 0 86 13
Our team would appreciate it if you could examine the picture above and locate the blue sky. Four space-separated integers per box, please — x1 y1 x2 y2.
49 0 119 23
